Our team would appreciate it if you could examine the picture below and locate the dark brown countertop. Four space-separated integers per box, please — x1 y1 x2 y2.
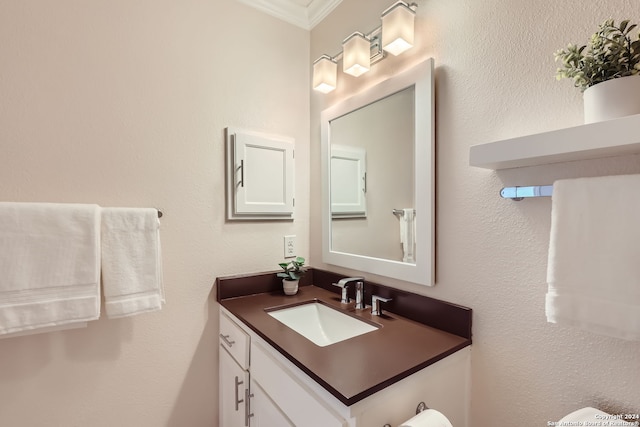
218 272 472 406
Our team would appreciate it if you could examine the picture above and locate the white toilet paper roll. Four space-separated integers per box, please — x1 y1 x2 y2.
559 407 610 423
399 409 453 427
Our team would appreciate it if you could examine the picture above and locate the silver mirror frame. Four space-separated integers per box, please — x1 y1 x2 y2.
321 58 435 286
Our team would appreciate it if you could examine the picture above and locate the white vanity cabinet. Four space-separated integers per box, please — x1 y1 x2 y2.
220 310 294 427
219 307 471 427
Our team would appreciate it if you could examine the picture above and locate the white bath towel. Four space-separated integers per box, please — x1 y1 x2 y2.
0 202 101 336
546 174 640 340
101 207 164 318
399 208 416 263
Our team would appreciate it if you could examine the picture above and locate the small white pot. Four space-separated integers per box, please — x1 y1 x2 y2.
583 75 640 124
282 279 299 295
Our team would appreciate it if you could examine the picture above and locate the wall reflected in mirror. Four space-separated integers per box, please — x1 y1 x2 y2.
330 86 415 263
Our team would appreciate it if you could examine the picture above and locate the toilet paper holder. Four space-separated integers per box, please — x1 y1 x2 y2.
383 402 428 427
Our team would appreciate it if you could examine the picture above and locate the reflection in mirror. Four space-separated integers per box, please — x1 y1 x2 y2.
331 145 367 218
330 86 415 262
321 58 434 286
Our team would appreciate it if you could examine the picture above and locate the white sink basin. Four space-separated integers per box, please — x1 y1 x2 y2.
267 301 379 347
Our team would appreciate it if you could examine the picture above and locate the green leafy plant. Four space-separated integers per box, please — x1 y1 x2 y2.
554 19 640 92
277 256 306 281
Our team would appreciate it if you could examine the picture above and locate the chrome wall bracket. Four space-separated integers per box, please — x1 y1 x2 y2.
500 185 553 201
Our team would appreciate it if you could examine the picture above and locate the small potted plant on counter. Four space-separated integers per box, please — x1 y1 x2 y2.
277 256 306 295
554 19 640 123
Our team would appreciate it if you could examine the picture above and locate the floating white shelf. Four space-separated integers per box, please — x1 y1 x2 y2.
469 113 640 170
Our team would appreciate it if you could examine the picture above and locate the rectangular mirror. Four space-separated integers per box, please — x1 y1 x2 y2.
321 58 435 286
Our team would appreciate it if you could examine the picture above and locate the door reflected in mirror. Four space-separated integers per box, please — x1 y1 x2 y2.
330 86 415 263
321 58 434 286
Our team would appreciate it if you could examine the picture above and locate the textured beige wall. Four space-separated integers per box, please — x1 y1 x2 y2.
311 0 640 424
0 1 309 426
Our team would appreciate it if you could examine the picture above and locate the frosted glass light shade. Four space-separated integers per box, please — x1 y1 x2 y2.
381 1 415 56
313 55 337 93
342 32 370 77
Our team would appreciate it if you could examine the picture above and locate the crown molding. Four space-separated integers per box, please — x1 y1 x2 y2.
307 0 343 28
235 0 343 30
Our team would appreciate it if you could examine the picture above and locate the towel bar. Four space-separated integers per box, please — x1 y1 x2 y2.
392 209 415 216
500 185 553 201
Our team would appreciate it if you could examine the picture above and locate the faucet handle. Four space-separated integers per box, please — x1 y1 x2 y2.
371 295 392 316
337 277 364 286
332 281 351 304
332 277 364 304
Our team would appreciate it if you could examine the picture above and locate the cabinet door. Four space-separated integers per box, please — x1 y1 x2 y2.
251 341 347 427
250 378 294 427
330 144 367 218
226 127 295 220
220 346 249 427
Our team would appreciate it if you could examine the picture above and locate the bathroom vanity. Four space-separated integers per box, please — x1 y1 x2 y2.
216 269 472 427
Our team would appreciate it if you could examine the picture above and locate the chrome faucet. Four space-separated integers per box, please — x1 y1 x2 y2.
371 295 392 316
332 277 364 305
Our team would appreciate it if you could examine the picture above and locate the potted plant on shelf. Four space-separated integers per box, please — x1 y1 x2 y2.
554 19 640 123
277 256 306 295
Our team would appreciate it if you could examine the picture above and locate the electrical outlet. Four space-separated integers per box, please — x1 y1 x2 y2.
284 235 296 258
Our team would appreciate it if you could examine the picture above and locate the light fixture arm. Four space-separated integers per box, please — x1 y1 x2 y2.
323 28 382 65
322 1 415 63
312 1 419 93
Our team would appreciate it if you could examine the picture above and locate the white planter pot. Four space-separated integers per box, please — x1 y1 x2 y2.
583 75 640 124
282 279 299 295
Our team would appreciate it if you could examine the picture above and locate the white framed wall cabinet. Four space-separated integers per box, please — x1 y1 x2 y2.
226 128 295 220
330 145 367 218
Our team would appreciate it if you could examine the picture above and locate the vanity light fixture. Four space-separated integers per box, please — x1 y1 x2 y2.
342 32 371 77
313 55 338 94
381 1 416 56
312 1 417 93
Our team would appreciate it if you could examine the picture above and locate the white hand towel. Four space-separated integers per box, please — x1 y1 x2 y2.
399 208 416 263
101 208 164 318
546 174 640 340
0 202 101 336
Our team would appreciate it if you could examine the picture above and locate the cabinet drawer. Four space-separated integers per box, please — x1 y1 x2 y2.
251 341 346 427
219 311 250 369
